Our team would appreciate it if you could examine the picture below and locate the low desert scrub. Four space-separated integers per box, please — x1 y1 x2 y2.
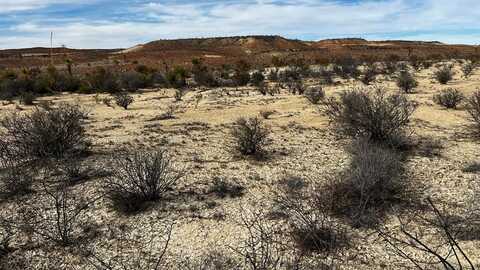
360 65 377 85
250 71 265 87
113 92 134 110
434 65 454 84
466 90 480 130
84 223 173 270
259 110 275 119
105 149 183 213
304 86 325 104
174 89 186 101
318 140 410 227
20 92 36 105
230 117 270 156
324 87 416 146
396 70 418 93
12 179 96 246
118 71 152 91
0 223 14 258
462 61 476 78
86 67 120 93
208 177 245 198
0 104 90 161
433 88 464 109
0 158 34 197
333 57 360 79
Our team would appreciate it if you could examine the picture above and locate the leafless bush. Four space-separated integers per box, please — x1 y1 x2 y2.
378 198 475 270
360 65 376 85
396 70 418 93
462 61 476 78
304 86 325 104
105 149 183 213
0 222 14 258
84 223 173 270
11 176 97 246
0 104 90 161
230 117 270 156
466 90 480 130
318 139 409 227
433 88 464 109
231 208 288 270
0 158 34 197
113 92 134 110
323 87 416 146
434 65 454 84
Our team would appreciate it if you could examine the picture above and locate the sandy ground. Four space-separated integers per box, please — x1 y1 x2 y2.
0 62 479 269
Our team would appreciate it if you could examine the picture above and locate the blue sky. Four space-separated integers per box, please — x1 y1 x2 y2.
0 0 479 49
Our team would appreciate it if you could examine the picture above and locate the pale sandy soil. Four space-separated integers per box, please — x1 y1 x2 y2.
0 62 479 269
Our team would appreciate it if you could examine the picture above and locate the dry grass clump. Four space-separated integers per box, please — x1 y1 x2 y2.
433 88 465 109
0 104 90 161
324 87 416 146
230 117 271 156
105 149 183 214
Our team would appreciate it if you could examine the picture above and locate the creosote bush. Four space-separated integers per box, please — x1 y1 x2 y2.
462 61 476 78
304 86 325 104
324 87 416 146
0 159 34 197
105 149 183 213
0 104 90 161
230 117 270 156
433 88 464 109
113 91 134 110
396 70 418 93
434 65 454 84
467 90 480 130
360 66 376 85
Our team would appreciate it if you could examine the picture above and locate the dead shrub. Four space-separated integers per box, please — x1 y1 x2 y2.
113 91 134 110
433 88 464 109
324 87 416 146
396 70 418 93
0 104 90 161
466 90 480 130
230 117 270 156
434 65 454 84
105 149 183 214
304 86 325 104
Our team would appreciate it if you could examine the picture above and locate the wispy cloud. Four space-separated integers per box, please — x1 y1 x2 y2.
0 0 479 49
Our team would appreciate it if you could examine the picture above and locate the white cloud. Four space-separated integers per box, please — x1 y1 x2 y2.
1 0 480 49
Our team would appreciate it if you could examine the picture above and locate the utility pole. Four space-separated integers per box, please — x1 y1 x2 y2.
50 32 54 66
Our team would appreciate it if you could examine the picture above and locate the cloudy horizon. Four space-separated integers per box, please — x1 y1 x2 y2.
0 0 479 50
